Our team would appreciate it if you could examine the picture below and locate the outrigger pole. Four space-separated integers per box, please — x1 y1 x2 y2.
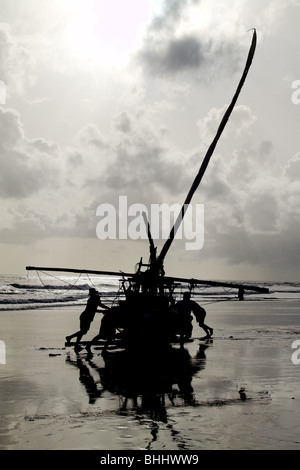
25 266 133 277
25 266 269 296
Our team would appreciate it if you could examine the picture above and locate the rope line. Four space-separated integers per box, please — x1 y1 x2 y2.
36 269 84 295
201 297 235 306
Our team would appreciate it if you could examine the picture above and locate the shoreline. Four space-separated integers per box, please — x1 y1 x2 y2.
1 300 300 450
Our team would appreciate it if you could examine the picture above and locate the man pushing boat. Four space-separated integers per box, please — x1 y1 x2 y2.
174 292 213 343
65 287 109 352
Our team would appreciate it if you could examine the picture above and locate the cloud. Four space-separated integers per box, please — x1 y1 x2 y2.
149 0 199 33
208 227 300 279
0 108 60 198
245 193 279 233
182 93 300 278
0 22 35 97
133 0 300 85
113 110 133 134
78 124 107 148
134 0 253 79
137 35 206 76
103 111 191 202
0 207 52 244
0 105 189 245
136 28 244 79
0 0 300 280
284 152 300 181
197 104 257 143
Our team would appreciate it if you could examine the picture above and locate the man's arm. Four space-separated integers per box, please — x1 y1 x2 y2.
98 298 110 310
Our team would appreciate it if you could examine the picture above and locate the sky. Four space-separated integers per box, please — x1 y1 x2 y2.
0 0 300 282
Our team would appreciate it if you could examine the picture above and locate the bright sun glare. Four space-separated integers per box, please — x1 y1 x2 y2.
64 0 153 68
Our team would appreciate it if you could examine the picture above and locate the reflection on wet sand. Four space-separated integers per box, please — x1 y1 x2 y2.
66 340 212 419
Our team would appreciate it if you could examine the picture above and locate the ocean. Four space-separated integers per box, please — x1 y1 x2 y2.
0 272 299 311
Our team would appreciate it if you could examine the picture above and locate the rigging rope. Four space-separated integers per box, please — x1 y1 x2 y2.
85 272 98 289
36 269 85 295
201 297 236 306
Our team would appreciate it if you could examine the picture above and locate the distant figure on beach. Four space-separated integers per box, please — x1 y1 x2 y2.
65 287 109 352
175 292 213 342
238 287 245 301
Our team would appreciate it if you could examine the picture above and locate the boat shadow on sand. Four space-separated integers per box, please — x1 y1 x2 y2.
65 340 213 422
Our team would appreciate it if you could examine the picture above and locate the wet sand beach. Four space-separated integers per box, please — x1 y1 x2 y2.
1 300 300 451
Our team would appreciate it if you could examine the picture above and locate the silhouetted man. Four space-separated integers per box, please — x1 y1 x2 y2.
175 292 213 342
66 287 109 352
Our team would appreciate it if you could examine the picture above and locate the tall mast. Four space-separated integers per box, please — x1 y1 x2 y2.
157 29 257 267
